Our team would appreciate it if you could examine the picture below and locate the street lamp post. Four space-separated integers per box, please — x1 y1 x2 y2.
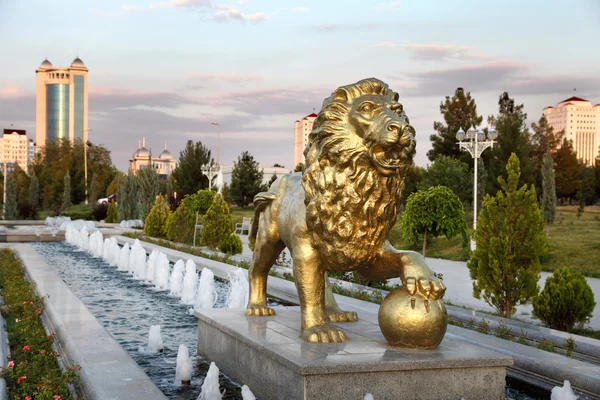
84 129 93 204
210 121 220 165
201 163 221 192
456 125 497 250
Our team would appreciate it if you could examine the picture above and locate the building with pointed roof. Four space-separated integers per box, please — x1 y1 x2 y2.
543 96 600 165
293 112 317 168
35 57 89 150
129 138 177 179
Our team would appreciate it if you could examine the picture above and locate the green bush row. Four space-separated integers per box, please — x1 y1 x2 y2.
0 249 78 400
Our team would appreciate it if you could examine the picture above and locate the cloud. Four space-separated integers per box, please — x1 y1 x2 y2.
0 83 31 98
292 7 311 13
89 87 200 109
313 23 377 33
212 4 268 23
402 43 489 62
185 73 262 82
91 9 126 17
371 41 397 48
206 87 324 115
121 5 145 11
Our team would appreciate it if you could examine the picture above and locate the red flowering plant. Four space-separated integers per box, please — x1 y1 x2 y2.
0 249 79 399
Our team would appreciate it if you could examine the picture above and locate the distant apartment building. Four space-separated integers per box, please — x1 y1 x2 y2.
35 57 89 149
543 96 600 165
293 113 317 168
129 138 177 180
0 129 36 173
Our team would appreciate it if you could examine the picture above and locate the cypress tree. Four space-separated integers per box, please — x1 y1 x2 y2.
62 172 72 210
28 174 39 208
89 172 97 204
200 194 233 249
468 153 546 319
138 167 160 220
4 172 17 220
117 173 139 221
540 148 556 233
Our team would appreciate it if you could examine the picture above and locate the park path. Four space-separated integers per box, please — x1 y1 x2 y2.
239 236 600 330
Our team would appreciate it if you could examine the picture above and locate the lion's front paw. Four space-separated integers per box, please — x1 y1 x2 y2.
302 324 347 343
405 276 446 300
326 308 358 323
245 305 276 317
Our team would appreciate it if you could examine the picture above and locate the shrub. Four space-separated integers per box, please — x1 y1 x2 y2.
0 249 78 399
92 202 108 221
188 189 215 215
218 233 243 255
105 201 118 223
60 209 93 220
200 194 233 249
17 202 36 220
144 196 171 238
165 199 195 243
532 267 596 332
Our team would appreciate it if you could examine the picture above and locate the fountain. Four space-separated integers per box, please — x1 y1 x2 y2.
175 344 192 385
102 238 112 261
118 243 131 271
109 238 120 266
89 231 104 258
170 260 185 297
194 268 216 310
364 394 374 400
181 260 199 305
226 268 248 309
241 386 256 400
138 324 164 355
551 380 578 400
146 250 159 284
133 248 148 281
198 362 222 400
129 240 145 274
154 252 171 291
79 226 89 250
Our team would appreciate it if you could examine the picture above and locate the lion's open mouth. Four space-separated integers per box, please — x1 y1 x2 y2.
371 145 403 171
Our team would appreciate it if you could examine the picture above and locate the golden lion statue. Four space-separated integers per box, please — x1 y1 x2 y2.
247 78 446 343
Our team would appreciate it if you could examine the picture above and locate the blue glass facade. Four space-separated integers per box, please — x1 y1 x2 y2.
74 75 84 140
46 84 69 141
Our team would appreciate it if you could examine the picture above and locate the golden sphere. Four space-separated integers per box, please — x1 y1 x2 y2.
378 286 448 349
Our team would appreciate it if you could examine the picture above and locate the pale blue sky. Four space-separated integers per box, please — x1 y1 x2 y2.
1 0 599 171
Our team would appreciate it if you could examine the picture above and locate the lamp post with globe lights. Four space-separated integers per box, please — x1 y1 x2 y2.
201 163 221 193
456 125 497 250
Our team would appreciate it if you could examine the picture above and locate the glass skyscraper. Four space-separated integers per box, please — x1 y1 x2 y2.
35 57 88 149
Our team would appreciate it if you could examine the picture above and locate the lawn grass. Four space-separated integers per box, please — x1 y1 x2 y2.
230 206 255 226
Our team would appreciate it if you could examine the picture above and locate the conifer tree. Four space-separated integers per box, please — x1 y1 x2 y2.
554 138 580 203
476 158 487 220
144 196 170 238
89 172 97 204
28 174 39 208
230 151 264 208
428 87 483 163
200 194 234 249
468 153 546 319
105 201 118 223
540 148 556 233
4 172 17 220
117 174 140 221
137 166 160 220
62 172 72 210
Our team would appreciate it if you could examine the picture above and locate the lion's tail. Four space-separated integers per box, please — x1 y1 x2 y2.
249 191 277 250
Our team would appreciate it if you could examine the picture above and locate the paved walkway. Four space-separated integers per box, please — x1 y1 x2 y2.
239 235 600 330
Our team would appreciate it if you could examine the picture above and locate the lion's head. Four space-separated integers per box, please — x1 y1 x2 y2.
302 78 415 269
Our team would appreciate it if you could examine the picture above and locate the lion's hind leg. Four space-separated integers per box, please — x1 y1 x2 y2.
246 231 285 317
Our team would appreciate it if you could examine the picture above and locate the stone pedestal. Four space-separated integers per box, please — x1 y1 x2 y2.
196 307 513 400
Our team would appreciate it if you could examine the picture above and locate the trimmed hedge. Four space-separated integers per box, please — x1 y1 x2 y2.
0 248 78 399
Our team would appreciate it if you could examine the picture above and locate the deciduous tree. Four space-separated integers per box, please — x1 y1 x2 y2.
428 88 483 163
230 151 264 208
400 186 467 257
419 156 472 204
468 154 545 319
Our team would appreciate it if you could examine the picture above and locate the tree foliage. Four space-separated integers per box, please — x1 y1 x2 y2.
4 172 17 220
165 197 196 243
105 201 118 223
554 138 580 203
532 267 595 332
428 87 483 163
477 158 487 218
218 233 243 255
487 92 534 193
419 156 472 204
468 153 545 319
200 194 233 249
106 172 122 196
28 175 39 208
230 151 264 208
117 174 139 221
89 172 97 204
137 167 160 220
268 173 278 187
62 172 72 211
294 163 304 173
401 165 424 205
144 196 170 238
400 186 467 257
540 148 556 231
531 115 563 194
187 189 215 216
171 140 213 198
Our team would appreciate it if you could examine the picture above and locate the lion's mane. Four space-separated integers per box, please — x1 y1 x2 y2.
301 78 412 269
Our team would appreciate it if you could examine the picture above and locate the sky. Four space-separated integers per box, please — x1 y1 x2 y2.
1 0 600 172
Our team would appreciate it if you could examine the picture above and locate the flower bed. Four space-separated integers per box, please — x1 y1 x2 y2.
0 248 78 400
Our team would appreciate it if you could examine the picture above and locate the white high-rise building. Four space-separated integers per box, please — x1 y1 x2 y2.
0 129 36 173
293 113 317 168
543 96 600 165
